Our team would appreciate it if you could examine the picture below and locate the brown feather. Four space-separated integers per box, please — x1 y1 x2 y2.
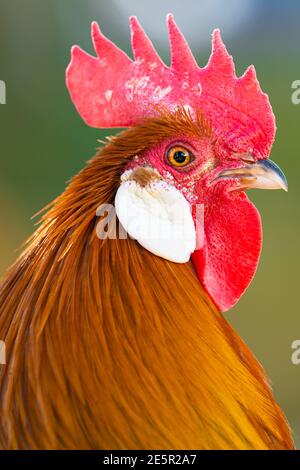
0 115 294 449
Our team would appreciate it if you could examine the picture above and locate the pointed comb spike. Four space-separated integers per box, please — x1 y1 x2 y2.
207 28 235 76
240 64 260 89
91 21 131 66
91 21 102 55
167 13 198 70
67 17 275 158
130 16 164 65
244 64 257 78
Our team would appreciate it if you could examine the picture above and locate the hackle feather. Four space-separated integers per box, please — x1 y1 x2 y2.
0 117 294 449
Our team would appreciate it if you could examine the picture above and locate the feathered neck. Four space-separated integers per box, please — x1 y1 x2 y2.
0 134 294 449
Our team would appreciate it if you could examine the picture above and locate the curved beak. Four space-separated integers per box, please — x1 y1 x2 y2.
215 159 288 192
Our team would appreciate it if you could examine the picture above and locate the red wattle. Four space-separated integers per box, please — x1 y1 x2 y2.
192 191 262 312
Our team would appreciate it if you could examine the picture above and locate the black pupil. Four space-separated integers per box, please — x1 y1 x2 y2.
173 150 187 164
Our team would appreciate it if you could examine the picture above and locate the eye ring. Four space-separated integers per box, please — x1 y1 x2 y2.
166 145 194 169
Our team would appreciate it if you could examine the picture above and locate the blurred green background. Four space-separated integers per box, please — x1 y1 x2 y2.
0 0 299 447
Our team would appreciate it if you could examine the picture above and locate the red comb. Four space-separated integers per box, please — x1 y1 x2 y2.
66 14 275 158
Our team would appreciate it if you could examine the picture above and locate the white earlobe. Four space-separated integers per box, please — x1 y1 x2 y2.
115 169 196 263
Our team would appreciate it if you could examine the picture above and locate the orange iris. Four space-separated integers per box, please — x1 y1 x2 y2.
166 145 193 168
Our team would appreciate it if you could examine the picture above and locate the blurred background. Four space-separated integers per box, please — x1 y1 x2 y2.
0 0 299 446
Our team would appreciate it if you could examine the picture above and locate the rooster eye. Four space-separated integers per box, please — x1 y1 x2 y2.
166 145 193 168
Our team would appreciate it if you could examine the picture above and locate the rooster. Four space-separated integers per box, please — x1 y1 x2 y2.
0 15 294 450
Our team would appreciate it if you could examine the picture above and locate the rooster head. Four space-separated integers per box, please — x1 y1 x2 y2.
66 15 287 312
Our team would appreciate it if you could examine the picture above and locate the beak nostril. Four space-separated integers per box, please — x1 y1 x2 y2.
213 158 288 192
235 153 256 164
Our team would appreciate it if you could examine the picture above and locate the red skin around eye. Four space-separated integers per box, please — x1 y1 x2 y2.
129 138 263 312
66 15 275 312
